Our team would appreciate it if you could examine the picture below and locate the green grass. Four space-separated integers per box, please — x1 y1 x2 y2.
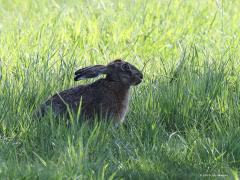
0 0 240 179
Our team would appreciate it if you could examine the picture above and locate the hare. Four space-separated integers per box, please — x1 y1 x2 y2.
37 59 143 123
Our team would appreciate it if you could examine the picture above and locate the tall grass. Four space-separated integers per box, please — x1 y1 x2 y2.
0 0 240 179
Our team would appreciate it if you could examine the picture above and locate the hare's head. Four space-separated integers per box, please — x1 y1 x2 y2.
74 59 143 86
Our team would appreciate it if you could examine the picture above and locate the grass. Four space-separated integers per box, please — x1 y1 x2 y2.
0 0 240 179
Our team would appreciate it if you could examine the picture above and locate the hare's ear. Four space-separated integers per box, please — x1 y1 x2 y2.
74 65 108 81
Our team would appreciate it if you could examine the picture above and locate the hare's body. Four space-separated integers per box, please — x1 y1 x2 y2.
37 59 143 123
39 79 130 122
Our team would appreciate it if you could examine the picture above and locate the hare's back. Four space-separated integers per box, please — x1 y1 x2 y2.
48 85 87 104
41 85 90 115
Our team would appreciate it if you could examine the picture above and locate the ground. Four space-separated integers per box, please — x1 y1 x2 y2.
0 0 240 179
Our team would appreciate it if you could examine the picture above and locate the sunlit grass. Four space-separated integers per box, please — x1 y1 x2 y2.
0 0 240 179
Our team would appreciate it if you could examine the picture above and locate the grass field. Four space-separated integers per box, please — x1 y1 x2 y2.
0 0 240 179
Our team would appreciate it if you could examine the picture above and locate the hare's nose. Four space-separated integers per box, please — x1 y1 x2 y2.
138 72 143 79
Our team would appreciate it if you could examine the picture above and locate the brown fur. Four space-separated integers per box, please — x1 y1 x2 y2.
37 59 143 123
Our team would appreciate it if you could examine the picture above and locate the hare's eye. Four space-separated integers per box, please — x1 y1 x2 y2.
121 64 130 71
